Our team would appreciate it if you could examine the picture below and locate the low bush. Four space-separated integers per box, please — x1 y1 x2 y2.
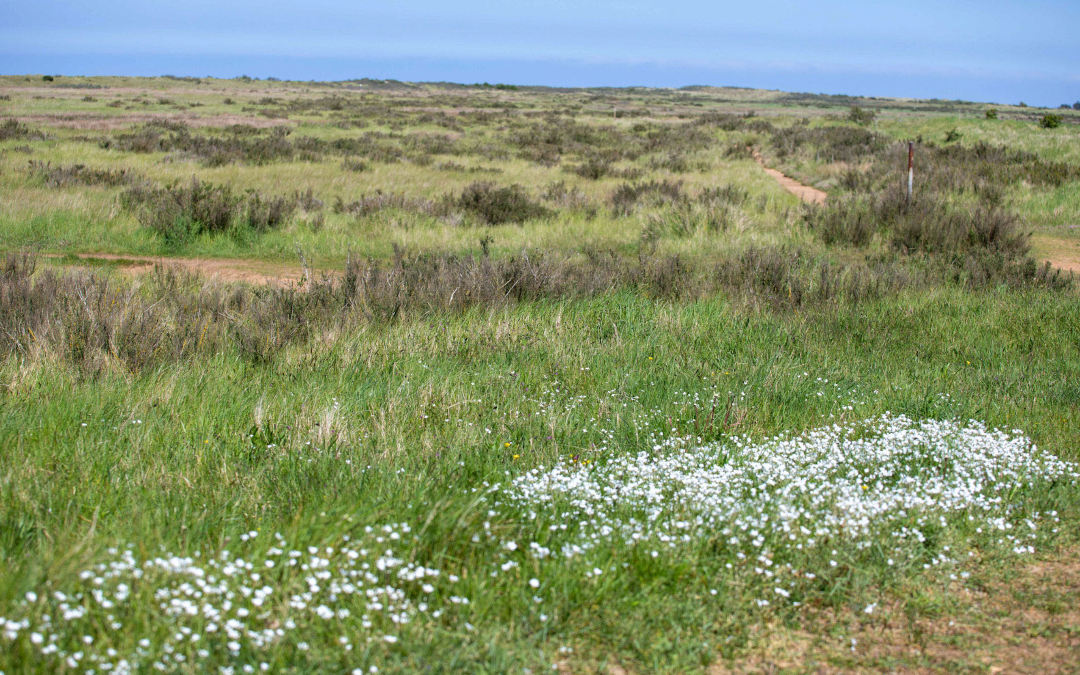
847 106 877 125
456 182 550 225
340 158 368 172
0 118 48 141
805 186 1029 260
1039 114 1062 129
28 160 139 188
642 202 732 241
121 178 297 246
610 179 684 215
332 192 443 219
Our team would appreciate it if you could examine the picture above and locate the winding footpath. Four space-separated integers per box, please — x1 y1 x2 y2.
752 149 827 205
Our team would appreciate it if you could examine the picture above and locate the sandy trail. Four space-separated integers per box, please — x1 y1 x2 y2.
12 112 294 131
753 150 827 205
1032 235 1080 275
51 253 310 285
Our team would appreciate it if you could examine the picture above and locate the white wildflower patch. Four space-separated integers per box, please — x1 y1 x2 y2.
507 414 1076 566
2 413 1073 673
3 523 467 675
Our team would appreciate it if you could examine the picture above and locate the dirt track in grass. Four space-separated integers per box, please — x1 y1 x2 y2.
50 252 311 285
703 548 1080 674
754 150 828 205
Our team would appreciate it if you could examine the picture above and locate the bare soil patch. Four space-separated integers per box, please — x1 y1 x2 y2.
1032 234 1080 276
707 549 1080 674
50 252 312 285
754 150 828 205
13 113 294 131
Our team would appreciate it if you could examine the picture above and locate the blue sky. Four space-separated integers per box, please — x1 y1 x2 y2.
2 0 1078 106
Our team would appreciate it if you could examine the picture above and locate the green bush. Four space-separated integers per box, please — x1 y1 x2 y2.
985 109 998 120
121 178 297 246
456 181 550 225
847 106 876 126
1039 114 1062 129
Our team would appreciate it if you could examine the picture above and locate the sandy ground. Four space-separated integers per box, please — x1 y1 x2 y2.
52 252 310 285
1032 234 1080 275
754 150 828 205
12 112 294 131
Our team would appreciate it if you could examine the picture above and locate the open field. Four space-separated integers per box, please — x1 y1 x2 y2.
1 76 1079 674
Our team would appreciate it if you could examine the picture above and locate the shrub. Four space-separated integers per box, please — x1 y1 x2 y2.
609 180 684 215
0 118 48 141
770 125 884 162
333 192 440 218
944 129 963 143
723 142 754 160
243 192 297 233
41 75 53 82
541 181 595 212
567 157 612 180
28 160 138 188
456 182 550 225
642 202 731 241
803 197 878 247
341 158 367 172
847 106 877 125
122 178 297 245
648 152 690 173
1039 114 1062 129
985 109 998 120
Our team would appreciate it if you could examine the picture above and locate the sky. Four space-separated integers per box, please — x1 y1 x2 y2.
2 0 1078 106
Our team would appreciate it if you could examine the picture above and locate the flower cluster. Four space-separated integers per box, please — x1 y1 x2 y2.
506 414 1076 565
2 524 470 674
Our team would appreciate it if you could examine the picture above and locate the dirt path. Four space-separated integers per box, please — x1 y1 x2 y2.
1032 235 1080 276
51 253 310 285
706 548 1080 675
753 150 828 205
13 112 294 131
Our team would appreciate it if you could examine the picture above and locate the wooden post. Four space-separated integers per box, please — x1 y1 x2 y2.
907 141 914 200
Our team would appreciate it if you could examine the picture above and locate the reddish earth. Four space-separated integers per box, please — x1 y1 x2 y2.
1033 235 1080 276
754 150 828 205
707 549 1080 674
12 112 294 131
53 253 310 285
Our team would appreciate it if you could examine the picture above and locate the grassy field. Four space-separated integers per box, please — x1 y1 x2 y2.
1 76 1079 674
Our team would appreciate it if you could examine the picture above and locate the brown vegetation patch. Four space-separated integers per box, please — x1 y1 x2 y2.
50 253 307 285
12 113 293 130
709 550 1080 674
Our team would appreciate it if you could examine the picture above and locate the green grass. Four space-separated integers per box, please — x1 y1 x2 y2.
2 287 1078 673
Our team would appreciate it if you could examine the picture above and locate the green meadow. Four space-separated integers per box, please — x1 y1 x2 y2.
1 75 1078 673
